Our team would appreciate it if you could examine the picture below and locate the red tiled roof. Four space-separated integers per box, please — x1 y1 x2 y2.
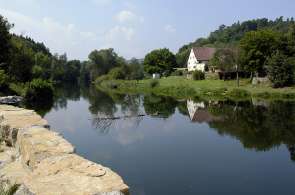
192 47 216 61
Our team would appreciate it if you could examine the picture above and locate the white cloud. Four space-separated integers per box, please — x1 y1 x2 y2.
0 8 100 59
106 25 135 41
115 10 144 24
164 24 176 33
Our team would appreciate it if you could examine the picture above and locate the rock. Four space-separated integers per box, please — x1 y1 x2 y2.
0 96 23 105
18 127 75 168
23 154 129 195
0 105 129 195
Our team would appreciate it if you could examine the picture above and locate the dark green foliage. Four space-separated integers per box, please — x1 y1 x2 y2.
171 70 184 76
150 80 159 88
88 48 124 80
127 58 144 80
144 48 177 75
9 39 34 82
267 51 294 88
210 47 239 71
108 67 126 80
175 49 190 67
0 15 13 72
0 70 8 89
25 79 54 103
240 30 279 76
11 34 51 56
63 60 81 81
192 70 205 80
143 95 177 118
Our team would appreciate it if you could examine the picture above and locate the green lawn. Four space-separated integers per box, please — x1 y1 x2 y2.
97 76 295 100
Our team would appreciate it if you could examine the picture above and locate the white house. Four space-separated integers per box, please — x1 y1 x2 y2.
187 47 216 72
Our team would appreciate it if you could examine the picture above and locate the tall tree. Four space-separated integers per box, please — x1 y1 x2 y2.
210 47 239 72
239 30 279 77
0 15 13 72
144 48 177 75
88 48 124 80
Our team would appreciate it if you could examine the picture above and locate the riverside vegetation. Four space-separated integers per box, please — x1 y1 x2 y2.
95 17 295 100
2 15 295 103
97 76 295 100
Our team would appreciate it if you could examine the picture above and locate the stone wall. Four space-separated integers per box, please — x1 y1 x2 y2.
0 105 129 195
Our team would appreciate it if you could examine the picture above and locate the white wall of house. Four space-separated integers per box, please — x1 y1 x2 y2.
187 100 205 121
187 49 206 72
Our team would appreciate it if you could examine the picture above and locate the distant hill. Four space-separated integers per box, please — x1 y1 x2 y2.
176 17 295 67
11 34 52 56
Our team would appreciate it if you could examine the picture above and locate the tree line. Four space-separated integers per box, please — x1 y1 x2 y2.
2 14 295 95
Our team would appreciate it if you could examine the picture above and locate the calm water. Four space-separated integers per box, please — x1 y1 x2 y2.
37 84 295 195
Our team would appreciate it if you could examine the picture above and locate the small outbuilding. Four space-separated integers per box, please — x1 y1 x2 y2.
152 73 161 79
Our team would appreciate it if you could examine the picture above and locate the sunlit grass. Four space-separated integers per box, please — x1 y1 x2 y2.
97 76 295 100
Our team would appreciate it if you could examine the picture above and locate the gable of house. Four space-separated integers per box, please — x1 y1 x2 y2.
192 47 216 62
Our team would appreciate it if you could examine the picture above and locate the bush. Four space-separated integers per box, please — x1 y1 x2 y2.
0 70 8 89
192 70 205 80
9 83 27 96
25 79 54 103
171 70 184 76
150 79 159 88
108 67 126 80
267 51 294 88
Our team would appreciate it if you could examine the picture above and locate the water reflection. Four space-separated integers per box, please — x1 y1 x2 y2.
35 84 295 162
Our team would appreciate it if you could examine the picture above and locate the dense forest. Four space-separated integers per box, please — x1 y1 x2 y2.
176 17 295 67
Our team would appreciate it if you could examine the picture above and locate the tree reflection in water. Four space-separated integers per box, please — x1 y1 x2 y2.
36 83 295 162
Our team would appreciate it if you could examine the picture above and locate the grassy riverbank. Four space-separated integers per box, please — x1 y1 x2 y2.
97 76 295 100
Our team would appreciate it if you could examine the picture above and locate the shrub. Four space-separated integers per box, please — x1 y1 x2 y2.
108 67 126 80
192 70 205 80
25 79 54 103
0 70 8 89
150 79 159 88
267 51 294 88
9 83 27 96
171 70 184 76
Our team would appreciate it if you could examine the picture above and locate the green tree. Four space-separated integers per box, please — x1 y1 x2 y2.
88 48 124 80
240 30 279 77
9 39 34 82
51 53 67 82
267 51 294 88
210 47 239 71
64 60 81 81
175 49 190 67
127 58 144 80
144 48 177 75
0 15 13 72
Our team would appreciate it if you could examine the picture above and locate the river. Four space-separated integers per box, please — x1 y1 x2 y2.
33 84 295 195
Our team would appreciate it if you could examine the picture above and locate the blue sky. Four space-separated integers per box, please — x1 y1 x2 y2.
0 0 295 60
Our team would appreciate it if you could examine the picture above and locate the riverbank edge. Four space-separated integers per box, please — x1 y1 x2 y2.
97 78 295 101
0 104 129 195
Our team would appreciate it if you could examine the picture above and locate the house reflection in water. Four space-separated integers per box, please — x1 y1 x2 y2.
187 100 220 123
